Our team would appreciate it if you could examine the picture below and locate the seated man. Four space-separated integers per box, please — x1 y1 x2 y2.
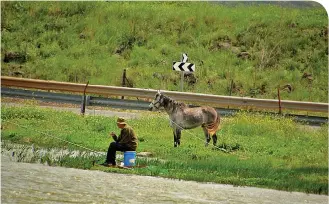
102 117 138 166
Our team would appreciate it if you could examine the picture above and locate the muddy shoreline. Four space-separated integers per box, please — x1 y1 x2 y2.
2 153 328 204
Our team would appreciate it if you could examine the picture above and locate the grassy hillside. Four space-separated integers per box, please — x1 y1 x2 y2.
1 1 328 102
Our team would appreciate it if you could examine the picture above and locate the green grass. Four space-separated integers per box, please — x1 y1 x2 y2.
1 104 327 194
1 1 328 102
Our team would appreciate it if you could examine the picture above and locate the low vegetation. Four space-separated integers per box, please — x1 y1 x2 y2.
1 1 327 195
2 105 327 194
1 1 328 102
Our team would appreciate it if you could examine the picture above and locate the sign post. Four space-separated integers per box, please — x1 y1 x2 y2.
172 53 195 91
180 53 187 91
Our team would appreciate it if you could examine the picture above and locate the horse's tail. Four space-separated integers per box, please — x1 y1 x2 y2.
206 115 221 136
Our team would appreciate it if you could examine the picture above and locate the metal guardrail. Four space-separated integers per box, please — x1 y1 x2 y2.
1 87 328 125
1 87 151 110
1 76 328 113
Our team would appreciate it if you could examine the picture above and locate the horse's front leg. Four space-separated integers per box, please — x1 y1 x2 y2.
173 128 181 147
176 129 181 146
173 129 177 147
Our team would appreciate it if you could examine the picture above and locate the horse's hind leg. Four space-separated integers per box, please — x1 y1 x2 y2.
212 133 217 146
202 127 211 147
173 129 181 147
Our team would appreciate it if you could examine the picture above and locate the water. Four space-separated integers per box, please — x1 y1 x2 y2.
1 141 106 164
1 155 328 204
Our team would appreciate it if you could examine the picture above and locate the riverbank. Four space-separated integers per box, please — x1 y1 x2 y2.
1 104 327 195
2 154 328 204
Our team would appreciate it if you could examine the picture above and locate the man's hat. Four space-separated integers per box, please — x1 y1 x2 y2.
116 117 127 125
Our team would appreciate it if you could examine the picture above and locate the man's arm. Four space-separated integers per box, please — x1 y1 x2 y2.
110 132 118 141
116 128 126 142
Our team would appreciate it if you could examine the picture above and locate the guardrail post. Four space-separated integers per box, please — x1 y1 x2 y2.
121 69 126 99
80 81 89 116
278 87 282 114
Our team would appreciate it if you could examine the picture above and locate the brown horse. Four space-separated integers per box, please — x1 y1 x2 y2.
148 91 221 147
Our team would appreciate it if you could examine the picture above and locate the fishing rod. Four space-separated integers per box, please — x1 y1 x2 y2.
4 121 106 165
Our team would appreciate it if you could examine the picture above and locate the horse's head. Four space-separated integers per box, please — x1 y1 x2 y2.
148 90 164 111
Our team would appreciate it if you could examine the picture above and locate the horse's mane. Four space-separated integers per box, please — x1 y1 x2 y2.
162 94 187 109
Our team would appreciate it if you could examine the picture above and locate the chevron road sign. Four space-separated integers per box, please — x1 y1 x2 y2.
172 62 195 72
172 53 196 91
173 53 195 72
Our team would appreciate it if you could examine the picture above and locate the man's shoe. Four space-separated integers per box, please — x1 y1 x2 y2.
101 162 116 167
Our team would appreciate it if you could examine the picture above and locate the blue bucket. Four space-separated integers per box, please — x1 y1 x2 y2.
124 151 136 167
